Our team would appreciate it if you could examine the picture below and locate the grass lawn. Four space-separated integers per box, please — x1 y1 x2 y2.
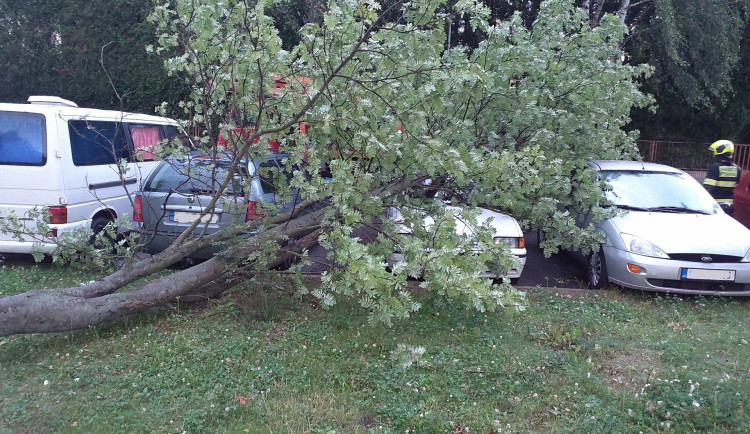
1 261 749 433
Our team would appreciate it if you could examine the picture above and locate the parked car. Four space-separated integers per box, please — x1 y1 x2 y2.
733 171 750 227
133 153 296 259
576 160 750 295
387 203 526 281
0 96 180 254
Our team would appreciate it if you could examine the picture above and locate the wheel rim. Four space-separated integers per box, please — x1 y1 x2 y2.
589 253 602 286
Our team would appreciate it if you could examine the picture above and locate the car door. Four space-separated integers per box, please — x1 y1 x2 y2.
733 172 750 227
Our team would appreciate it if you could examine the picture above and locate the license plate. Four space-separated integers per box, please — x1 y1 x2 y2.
169 211 218 224
680 268 735 281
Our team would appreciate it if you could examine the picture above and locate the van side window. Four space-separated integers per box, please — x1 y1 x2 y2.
0 111 46 166
129 124 163 162
69 120 130 166
164 125 180 139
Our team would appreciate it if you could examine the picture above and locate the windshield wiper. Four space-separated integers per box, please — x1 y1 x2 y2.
646 206 710 215
614 204 650 212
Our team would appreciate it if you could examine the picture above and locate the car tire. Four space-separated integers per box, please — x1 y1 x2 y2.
90 216 115 249
536 228 546 245
586 247 608 290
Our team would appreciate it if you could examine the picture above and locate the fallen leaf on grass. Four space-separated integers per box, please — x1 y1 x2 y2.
667 321 691 332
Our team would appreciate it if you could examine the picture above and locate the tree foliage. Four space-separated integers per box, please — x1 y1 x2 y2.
0 0 650 336
626 0 750 141
2 0 750 142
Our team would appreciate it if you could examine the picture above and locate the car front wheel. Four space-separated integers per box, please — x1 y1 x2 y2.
586 247 608 290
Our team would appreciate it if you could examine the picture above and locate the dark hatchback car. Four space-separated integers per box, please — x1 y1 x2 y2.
133 153 296 259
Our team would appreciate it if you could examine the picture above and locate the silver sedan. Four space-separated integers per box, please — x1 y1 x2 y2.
580 160 750 295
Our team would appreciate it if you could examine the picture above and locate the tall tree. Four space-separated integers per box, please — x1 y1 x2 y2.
0 0 188 114
626 0 750 141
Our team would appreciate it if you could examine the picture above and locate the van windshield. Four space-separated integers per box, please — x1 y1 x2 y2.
0 111 46 166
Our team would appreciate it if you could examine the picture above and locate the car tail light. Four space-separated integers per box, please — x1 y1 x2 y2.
133 196 143 223
246 201 263 221
48 206 67 224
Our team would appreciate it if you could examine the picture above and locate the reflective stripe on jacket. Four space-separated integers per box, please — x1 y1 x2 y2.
704 161 741 203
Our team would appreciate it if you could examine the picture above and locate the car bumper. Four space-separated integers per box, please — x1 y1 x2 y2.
0 220 91 254
0 239 58 254
479 257 526 279
604 245 750 296
139 230 225 260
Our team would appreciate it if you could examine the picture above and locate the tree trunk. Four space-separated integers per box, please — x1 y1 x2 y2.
0 175 418 337
0 257 225 335
618 0 631 26
591 0 605 27
0 207 327 336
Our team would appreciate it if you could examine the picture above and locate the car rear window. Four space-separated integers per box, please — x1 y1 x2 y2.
144 158 245 196
0 111 46 166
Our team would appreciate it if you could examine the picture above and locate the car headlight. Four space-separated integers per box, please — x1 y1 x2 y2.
619 233 668 259
742 248 750 263
494 236 525 249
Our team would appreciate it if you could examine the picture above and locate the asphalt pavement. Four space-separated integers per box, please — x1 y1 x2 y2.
515 230 588 288
300 227 589 289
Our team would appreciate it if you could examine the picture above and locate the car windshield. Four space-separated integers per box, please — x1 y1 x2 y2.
145 158 245 196
601 170 719 214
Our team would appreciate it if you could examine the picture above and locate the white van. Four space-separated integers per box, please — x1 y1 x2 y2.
0 96 181 254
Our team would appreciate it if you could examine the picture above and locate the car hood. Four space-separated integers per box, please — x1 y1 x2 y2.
607 211 750 256
448 206 523 237
390 205 523 238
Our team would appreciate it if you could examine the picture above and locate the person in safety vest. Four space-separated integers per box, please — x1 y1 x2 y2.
703 140 741 210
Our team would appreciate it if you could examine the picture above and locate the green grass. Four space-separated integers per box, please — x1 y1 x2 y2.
1 263 749 433
0 260 98 297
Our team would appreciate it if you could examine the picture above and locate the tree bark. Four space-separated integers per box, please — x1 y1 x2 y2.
0 173 421 337
618 0 631 26
591 0 605 27
0 257 225 335
0 207 326 336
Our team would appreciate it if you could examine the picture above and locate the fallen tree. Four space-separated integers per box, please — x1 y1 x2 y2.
0 0 651 336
